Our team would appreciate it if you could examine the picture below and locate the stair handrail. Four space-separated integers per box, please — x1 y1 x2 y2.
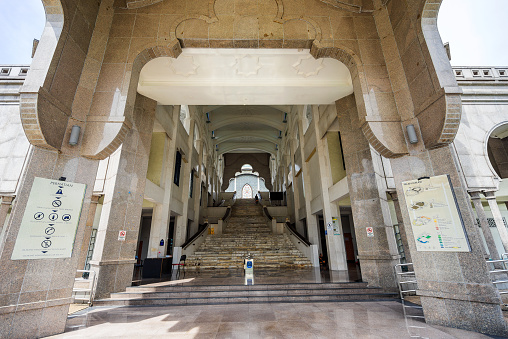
262 206 311 247
284 221 311 247
222 206 232 222
182 222 209 250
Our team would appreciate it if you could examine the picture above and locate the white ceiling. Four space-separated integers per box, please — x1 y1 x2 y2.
137 48 353 105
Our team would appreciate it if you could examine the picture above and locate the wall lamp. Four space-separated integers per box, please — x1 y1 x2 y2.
406 124 418 144
69 125 81 146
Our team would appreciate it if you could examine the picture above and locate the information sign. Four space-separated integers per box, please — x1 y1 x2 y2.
402 175 470 252
11 177 86 260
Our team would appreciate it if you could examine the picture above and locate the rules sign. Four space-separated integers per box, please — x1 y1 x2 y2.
11 177 86 260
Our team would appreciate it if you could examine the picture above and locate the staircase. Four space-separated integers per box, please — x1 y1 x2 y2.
185 199 312 269
95 281 398 307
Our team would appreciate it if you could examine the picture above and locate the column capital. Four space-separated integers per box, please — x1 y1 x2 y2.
0 195 14 205
386 190 398 201
483 190 497 200
468 190 483 200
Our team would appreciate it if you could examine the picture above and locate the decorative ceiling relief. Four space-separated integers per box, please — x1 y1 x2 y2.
170 55 199 77
292 56 324 78
125 0 163 9
232 55 262 77
317 0 368 13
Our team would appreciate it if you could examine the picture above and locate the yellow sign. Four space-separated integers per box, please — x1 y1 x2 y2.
11 177 86 260
402 175 470 252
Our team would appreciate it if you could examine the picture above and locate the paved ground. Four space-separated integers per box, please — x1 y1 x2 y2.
48 301 501 339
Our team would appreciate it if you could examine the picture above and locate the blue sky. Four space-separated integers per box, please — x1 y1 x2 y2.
0 0 507 66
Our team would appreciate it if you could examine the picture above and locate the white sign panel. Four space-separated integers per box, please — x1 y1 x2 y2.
11 177 86 260
366 227 374 237
402 175 470 252
118 230 126 241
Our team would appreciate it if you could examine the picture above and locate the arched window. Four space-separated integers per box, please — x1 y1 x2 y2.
242 184 253 199
487 123 508 179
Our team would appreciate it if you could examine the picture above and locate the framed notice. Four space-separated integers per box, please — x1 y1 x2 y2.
401 175 470 252
11 177 86 260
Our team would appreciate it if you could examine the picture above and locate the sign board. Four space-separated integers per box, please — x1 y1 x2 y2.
11 177 86 260
332 217 341 235
326 222 333 233
118 230 126 241
402 175 470 252
366 227 374 237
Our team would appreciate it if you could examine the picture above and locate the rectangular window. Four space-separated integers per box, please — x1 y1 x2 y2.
174 151 182 186
189 169 194 198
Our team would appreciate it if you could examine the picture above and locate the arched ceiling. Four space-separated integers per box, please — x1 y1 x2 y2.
138 48 353 159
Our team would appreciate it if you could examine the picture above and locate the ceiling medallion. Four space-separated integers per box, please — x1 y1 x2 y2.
232 55 262 77
292 56 324 78
170 55 199 77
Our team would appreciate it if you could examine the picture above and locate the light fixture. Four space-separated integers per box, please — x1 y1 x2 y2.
69 125 81 146
406 124 418 144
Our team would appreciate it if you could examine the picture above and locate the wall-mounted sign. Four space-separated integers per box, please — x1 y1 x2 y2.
119 230 127 241
11 177 86 260
402 175 470 252
366 227 374 237
332 217 341 235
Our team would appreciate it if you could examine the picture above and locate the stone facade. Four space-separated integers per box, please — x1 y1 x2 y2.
0 0 507 337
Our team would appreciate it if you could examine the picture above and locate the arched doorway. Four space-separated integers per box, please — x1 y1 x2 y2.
242 184 253 199
487 123 508 179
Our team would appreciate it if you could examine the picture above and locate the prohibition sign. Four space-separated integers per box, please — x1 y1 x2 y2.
52 200 62 207
41 239 52 248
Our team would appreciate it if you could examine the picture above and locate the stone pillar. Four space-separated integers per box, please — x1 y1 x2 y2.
388 191 412 263
484 191 508 253
192 139 204 224
296 109 319 267
76 194 101 271
173 119 196 248
470 191 501 259
0 195 14 242
0 147 99 338
313 127 347 270
390 145 507 336
147 106 179 258
90 94 156 299
337 96 399 289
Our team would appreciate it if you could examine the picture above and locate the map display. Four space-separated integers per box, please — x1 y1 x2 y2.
11 177 86 260
401 175 470 252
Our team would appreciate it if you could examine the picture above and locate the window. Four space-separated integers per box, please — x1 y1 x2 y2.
174 151 182 186
0 68 11 76
189 169 194 198
18 68 28 76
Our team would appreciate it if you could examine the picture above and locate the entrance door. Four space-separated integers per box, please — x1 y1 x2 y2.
242 184 253 198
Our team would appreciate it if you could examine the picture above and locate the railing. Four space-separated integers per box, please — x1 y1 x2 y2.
262 207 310 247
222 206 232 222
395 263 428 339
486 253 508 298
182 222 209 250
72 270 97 306
284 222 311 247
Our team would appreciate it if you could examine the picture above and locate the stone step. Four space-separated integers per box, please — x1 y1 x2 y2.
95 282 398 306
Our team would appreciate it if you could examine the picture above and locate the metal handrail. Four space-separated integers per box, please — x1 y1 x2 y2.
394 263 428 339
284 222 311 247
486 254 508 301
182 223 209 250
73 270 97 306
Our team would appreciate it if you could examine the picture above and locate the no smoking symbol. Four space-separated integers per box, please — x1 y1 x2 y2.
52 200 62 207
41 239 52 248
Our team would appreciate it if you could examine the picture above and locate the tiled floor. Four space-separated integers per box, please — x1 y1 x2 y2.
47 301 502 339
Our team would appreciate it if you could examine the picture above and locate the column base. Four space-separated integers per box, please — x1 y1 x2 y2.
357 256 398 291
90 259 136 299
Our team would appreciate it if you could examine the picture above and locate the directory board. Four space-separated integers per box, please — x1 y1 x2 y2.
11 177 86 260
401 175 470 252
